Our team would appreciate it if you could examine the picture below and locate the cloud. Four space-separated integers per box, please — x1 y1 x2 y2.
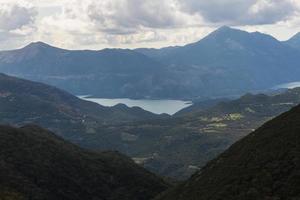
60 0 194 35
30 0 203 48
0 0 299 50
0 3 37 32
179 0 298 25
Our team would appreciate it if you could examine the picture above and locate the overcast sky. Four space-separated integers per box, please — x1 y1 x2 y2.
0 0 299 50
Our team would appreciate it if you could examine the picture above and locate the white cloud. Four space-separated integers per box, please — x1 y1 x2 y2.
29 0 203 49
0 0 299 50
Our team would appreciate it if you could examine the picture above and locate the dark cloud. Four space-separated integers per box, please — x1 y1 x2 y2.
0 3 37 31
179 0 297 25
85 0 187 35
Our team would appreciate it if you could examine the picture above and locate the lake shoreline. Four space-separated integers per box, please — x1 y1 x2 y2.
79 96 193 115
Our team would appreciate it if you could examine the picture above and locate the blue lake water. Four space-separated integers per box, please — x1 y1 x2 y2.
273 82 300 89
79 97 192 115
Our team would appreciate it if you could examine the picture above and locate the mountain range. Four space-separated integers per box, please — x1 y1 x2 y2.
0 42 174 99
137 26 300 98
1 27 300 99
0 125 169 200
156 98 300 200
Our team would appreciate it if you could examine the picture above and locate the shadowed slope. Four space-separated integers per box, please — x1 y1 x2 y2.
0 125 169 200
156 104 300 200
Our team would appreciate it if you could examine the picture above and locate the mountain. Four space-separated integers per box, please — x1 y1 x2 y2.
0 125 169 200
156 102 300 200
0 73 167 145
0 42 179 99
284 32 300 50
136 26 300 98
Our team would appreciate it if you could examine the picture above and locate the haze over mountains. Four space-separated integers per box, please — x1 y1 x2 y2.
1 26 300 99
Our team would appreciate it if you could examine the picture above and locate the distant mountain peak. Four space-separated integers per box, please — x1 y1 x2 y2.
214 26 246 34
197 26 280 47
197 26 248 44
187 26 250 48
17 41 67 58
216 25 233 31
25 41 52 48
22 41 64 52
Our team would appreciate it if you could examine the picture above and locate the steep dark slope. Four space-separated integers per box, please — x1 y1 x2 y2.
156 104 300 200
284 32 300 50
0 42 175 99
0 125 169 200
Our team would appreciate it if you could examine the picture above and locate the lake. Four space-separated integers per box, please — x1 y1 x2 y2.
79 97 192 115
273 81 300 89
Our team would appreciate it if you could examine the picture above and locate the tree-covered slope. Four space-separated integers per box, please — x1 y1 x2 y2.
156 103 300 200
0 125 169 200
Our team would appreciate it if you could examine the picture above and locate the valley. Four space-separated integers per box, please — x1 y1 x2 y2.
2 73 300 180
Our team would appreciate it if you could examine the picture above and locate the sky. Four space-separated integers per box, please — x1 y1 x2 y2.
0 0 299 50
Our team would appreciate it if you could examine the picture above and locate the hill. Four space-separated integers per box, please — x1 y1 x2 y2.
0 73 166 144
174 98 229 116
0 125 169 200
156 101 300 200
